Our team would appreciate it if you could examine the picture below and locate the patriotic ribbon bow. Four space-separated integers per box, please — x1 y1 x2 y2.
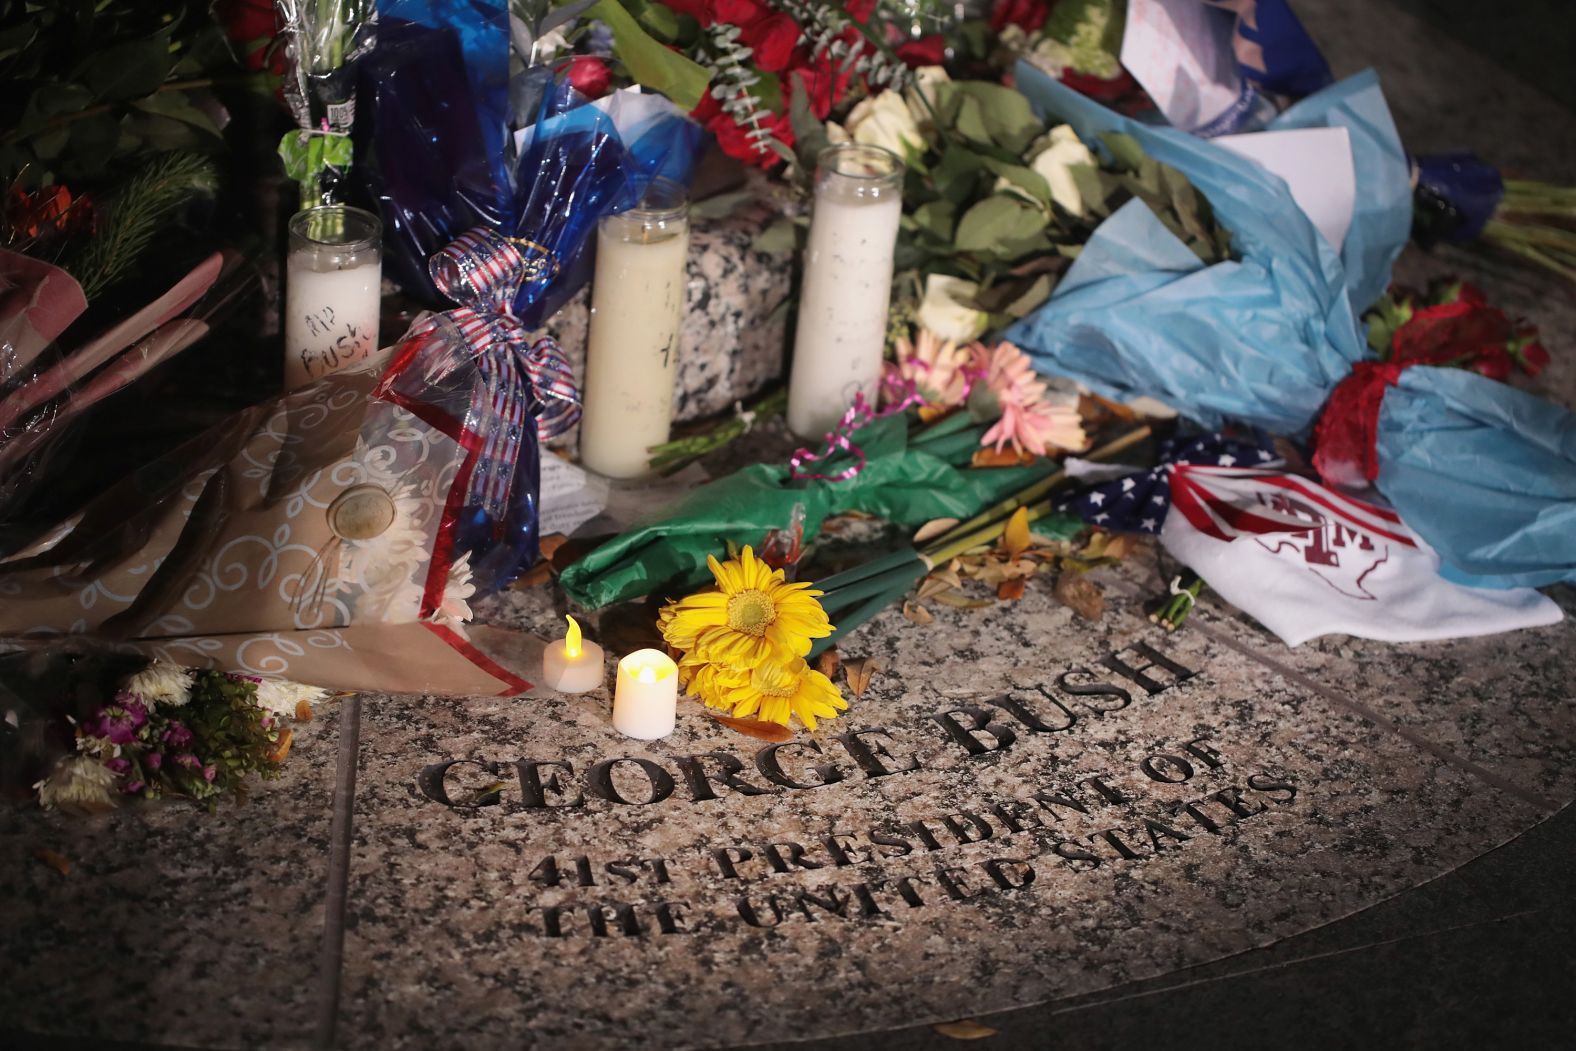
424 227 581 515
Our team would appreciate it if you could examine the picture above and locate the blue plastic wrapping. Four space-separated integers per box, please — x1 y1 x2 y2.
1007 63 1576 588
357 18 702 319
1413 150 1505 244
1007 61 1407 434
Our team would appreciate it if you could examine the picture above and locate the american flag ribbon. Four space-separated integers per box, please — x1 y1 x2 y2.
425 227 581 516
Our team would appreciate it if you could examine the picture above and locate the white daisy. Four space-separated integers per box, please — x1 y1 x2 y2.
254 678 332 718
122 660 195 708
35 755 118 814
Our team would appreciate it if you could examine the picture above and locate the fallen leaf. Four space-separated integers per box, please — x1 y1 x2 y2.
266 726 294 764
294 700 314 723
815 648 841 679
916 573 957 602
539 533 569 560
453 781 508 807
33 848 71 877
931 589 994 610
1102 533 1140 560
913 517 960 544
710 712 793 743
902 600 933 625
1081 391 1137 421
997 577 1027 601
933 1020 998 1040
511 562 555 589
1003 507 1031 558
1055 573 1105 621
971 446 1036 468
843 658 881 698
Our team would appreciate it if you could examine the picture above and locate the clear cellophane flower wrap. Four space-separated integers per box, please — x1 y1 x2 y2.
0 362 542 696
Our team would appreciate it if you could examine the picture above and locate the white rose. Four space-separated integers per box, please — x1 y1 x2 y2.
824 120 851 145
1029 124 1097 218
905 65 950 128
844 90 924 161
916 274 989 344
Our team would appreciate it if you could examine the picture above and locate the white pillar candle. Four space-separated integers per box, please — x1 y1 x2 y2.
541 615 605 694
284 205 383 391
579 181 690 479
611 648 679 741
787 144 905 439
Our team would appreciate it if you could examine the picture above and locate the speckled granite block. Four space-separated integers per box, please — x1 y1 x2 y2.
544 191 794 434
330 574 1556 1050
0 707 342 1050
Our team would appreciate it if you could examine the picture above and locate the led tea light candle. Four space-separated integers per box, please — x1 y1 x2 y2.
787 144 905 438
284 204 383 391
579 180 691 479
611 648 679 741
541 615 605 694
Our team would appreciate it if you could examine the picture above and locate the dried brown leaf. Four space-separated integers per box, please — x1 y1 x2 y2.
266 726 294 764
997 577 1027 602
902 600 933 625
843 657 881 698
539 533 569 561
1055 573 1105 621
294 699 314 723
33 848 71 877
931 589 994 610
933 1020 998 1040
913 517 960 544
511 561 555 589
815 648 841 679
916 574 957 602
1102 533 1140 560
710 712 793 743
1003 507 1031 558
971 446 1037 468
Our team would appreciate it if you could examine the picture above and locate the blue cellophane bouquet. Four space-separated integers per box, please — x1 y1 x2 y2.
356 8 703 594
1006 63 1575 589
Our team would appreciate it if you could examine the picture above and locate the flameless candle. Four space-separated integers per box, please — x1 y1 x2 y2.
541 615 605 694
787 144 905 438
284 205 382 391
579 180 691 479
611 648 678 740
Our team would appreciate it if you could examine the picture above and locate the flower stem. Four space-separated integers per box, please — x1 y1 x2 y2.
810 577 918 659
918 424 1152 556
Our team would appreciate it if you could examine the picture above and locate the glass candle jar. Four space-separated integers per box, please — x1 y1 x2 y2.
579 179 691 479
284 205 383 390
787 144 905 438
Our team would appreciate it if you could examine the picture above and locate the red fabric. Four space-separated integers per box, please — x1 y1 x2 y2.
1312 361 1405 485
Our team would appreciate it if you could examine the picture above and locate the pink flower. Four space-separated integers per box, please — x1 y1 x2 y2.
972 341 1087 457
886 327 973 409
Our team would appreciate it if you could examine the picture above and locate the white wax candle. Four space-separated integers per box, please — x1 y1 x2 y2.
284 258 382 390
579 207 691 479
787 148 904 438
541 615 605 694
611 648 678 740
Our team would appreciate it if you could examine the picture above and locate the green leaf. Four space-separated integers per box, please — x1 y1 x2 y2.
931 146 986 205
981 157 1051 207
752 218 801 256
955 195 1046 254
689 189 754 221
0 21 38 63
1067 164 1111 219
787 75 828 173
1100 131 1146 172
632 0 681 40
83 38 174 101
590 0 710 110
954 82 1041 154
911 199 957 242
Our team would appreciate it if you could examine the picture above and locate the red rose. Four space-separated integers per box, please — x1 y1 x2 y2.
793 60 852 120
1518 340 1551 376
991 0 1050 34
1471 347 1513 381
568 56 612 99
713 0 769 25
215 0 283 73
895 34 946 67
845 0 879 22
741 12 801 73
707 108 794 169
1391 300 1511 365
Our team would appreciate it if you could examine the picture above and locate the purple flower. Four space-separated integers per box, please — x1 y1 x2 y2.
162 721 193 748
202 764 217 784
87 695 150 745
122 780 145 795
173 752 201 771
227 672 262 684
105 757 131 775
144 752 164 770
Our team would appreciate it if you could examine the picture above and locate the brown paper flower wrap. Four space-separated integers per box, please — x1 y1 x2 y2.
0 364 541 695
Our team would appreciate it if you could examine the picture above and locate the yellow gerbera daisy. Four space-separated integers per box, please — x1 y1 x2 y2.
722 657 848 731
659 546 833 666
678 653 749 711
